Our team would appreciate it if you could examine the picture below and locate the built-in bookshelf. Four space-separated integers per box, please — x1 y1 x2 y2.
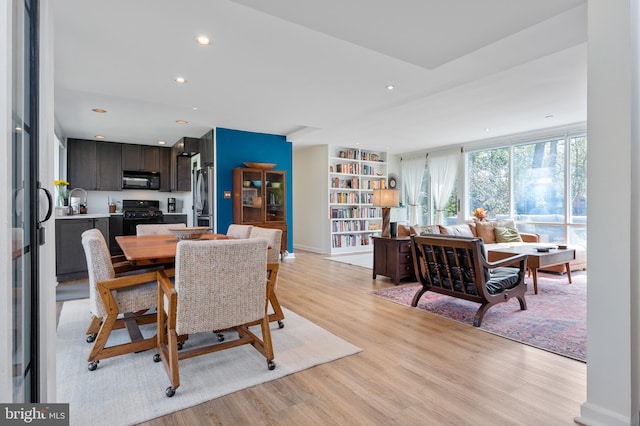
328 146 387 253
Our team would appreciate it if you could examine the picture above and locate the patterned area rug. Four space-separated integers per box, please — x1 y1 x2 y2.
372 271 586 362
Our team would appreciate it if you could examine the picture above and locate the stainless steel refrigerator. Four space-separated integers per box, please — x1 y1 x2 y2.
194 165 215 230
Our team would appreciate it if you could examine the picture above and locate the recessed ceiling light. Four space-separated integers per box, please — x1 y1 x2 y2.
176 120 188 125
485 128 490 132
92 108 107 113
386 85 395 91
15 127 22 132
545 115 554 119
157 140 166 145
175 77 187 84
95 135 105 139
192 107 198 111
195 36 212 46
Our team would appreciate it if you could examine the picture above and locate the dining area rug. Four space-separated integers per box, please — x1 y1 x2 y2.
372 271 586 362
57 299 361 426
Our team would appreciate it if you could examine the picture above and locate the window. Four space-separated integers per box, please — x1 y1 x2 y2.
468 147 510 218
465 134 586 246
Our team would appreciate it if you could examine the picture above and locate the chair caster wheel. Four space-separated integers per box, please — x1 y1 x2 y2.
88 361 98 371
177 342 184 350
217 333 225 342
277 320 284 329
267 360 276 370
165 387 176 397
153 354 161 363
86 334 96 343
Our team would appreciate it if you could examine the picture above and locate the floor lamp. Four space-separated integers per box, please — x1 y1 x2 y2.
373 189 400 238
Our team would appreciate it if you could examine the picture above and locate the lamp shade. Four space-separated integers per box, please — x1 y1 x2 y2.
372 189 400 207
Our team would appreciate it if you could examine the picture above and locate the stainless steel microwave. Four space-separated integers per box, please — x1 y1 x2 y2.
122 171 160 190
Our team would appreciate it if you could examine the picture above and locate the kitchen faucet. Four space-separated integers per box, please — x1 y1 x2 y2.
68 187 88 214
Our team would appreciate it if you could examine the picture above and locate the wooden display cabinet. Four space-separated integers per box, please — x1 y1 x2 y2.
233 167 288 253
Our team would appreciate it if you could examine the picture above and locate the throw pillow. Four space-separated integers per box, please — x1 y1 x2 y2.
494 226 523 243
475 221 497 243
438 224 474 237
418 225 440 235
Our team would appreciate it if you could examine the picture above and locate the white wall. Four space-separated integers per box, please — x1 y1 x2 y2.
293 145 330 253
576 1 640 425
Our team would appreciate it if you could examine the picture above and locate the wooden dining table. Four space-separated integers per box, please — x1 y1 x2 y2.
116 233 234 266
115 232 285 329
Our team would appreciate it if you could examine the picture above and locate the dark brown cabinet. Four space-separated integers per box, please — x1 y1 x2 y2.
67 139 97 189
56 217 109 281
96 141 122 190
159 147 172 192
372 236 416 284
122 144 161 172
233 167 287 253
199 129 214 166
67 139 122 191
163 214 188 225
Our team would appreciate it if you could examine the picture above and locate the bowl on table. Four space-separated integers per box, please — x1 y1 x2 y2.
169 226 209 240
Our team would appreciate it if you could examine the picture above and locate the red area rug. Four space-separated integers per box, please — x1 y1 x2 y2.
372 271 586 362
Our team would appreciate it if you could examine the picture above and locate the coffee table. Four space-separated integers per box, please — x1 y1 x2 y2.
487 246 576 294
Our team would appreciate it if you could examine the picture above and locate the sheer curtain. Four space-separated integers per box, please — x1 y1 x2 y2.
427 150 460 225
401 155 426 225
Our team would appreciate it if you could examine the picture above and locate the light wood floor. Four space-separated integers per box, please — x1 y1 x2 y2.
133 251 586 426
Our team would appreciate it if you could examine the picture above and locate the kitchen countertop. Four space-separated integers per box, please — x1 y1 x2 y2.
56 213 111 220
56 212 187 219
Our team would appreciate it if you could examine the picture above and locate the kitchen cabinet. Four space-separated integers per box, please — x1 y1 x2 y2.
163 214 188 225
67 139 97 190
96 141 122 190
67 139 122 191
160 147 172 192
56 217 109 281
168 136 199 192
170 143 192 192
109 215 123 256
199 129 215 166
122 144 161 172
174 137 199 156
233 167 287 253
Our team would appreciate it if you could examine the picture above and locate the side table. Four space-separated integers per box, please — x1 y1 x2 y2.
372 236 416 284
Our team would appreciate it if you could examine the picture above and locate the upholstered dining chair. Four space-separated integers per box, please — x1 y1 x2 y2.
154 238 275 397
249 227 285 328
136 223 186 236
226 223 253 239
249 226 282 262
81 229 159 371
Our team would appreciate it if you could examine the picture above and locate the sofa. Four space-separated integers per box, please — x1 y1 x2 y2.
398 220 587 273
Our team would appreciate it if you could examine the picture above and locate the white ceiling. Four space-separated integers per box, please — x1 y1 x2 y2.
52 0 587 154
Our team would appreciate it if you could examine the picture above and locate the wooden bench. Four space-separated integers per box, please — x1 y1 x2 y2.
410 234 529 326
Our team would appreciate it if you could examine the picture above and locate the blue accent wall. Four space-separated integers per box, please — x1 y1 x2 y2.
215 128 293 251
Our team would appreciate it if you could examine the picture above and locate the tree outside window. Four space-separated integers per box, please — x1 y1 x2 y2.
468 148 510 219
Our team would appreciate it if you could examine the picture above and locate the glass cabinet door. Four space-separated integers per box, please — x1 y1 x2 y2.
265 171 285 223
240 170 264 223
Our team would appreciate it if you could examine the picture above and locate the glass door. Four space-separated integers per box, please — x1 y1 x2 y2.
10 0 52 403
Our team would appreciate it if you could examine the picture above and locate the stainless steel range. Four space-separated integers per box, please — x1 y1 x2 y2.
122 199 164 235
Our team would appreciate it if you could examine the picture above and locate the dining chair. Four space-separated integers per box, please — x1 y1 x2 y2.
155 238 274 397
249 226 282 262
249 227 285 328
136 223 186 236
81 229 159 371
226 223 254 239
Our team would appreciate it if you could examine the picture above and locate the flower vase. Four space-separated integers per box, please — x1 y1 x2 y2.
57 187 68 207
